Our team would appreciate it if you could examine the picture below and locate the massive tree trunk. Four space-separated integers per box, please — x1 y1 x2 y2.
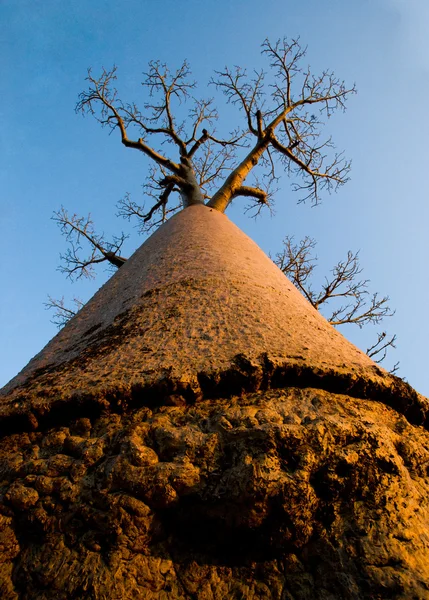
1 206 428 599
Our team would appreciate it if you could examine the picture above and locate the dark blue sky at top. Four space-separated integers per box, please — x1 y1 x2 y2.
1 0 428 395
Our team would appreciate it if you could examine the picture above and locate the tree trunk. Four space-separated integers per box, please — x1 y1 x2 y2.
180 157 205 208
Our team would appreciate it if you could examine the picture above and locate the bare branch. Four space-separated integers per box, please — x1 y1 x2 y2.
76 66 181 173
209 37 355 211
44 295 84 328
274 236 397 366
191 138 239 199
367 332 397 364
53 207 128 279
117 171 182 233
77 39 355 221
188 128 209 158
367 332 400 374
141 60 194 153
269 132 351 205
274 236 317 304
328 292 393 328
211 66 265 136
232 185 268 203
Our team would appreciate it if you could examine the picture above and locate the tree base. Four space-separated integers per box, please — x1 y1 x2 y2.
2 387 429 599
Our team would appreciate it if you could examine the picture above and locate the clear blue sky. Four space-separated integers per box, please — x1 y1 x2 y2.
1 0 428 395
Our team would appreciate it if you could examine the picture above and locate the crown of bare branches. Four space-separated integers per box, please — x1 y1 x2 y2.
74 37 356 234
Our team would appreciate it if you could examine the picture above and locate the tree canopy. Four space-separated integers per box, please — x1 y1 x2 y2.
77 40 354 216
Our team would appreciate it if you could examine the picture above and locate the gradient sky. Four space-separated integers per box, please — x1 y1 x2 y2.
1 0 428 395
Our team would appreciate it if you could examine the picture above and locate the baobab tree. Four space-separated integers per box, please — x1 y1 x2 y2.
47 37 397 367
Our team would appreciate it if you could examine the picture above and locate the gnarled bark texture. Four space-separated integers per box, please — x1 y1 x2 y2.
1 387 429 599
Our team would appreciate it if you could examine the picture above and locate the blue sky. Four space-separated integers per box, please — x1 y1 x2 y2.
1 0 428 395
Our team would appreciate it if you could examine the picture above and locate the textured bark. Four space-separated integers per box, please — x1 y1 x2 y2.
1 206 406 417
1 386 429 599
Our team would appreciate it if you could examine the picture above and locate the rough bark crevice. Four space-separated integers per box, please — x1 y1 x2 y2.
0 352 425 441
1 388 429 599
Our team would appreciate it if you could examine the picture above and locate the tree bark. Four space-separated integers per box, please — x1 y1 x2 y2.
179 157 205 207
207 139 269 213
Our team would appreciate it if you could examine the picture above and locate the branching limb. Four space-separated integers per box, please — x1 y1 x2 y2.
328 292 393 328
313 250 365 309
274 236 317 304
274 236 397 366
367 332 399 374
278 240 394 327
269 132 351 204
76 66 181 172
232 185 268 203
117 166 182 233
210 37 356 212
118 182 176 227
367 332 397 365
231 181 276 218
211 67 265 136
143 60 191 151
44 295 84 328
53 207 128 279
190 138 238 200
188 128 209 158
